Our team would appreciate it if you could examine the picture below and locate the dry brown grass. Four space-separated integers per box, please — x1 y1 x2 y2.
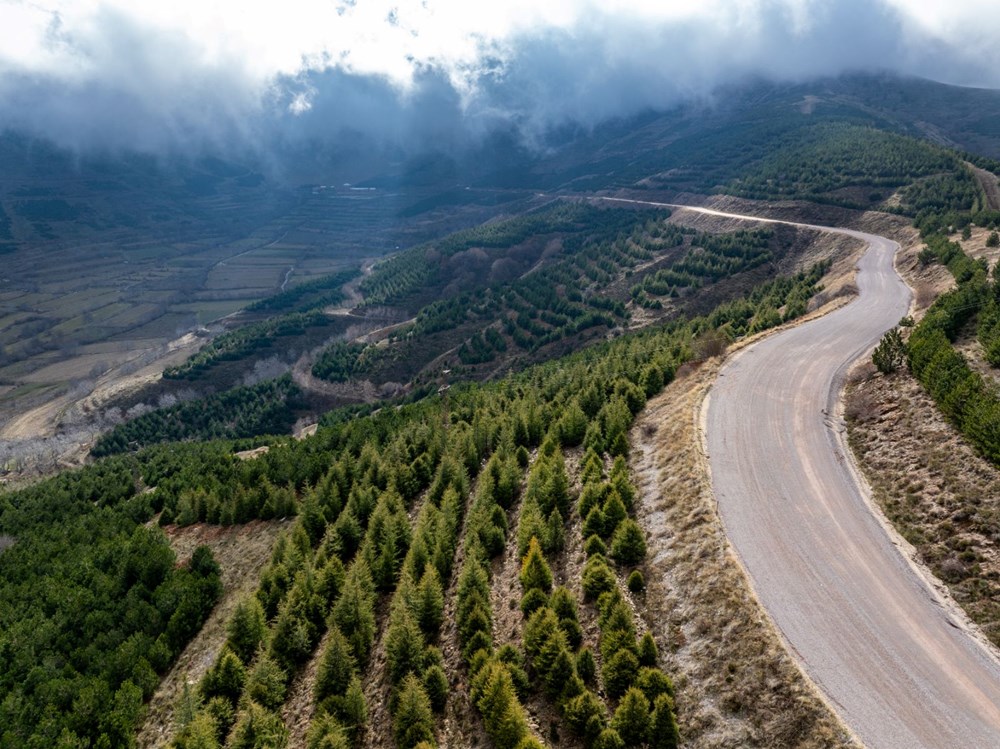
630 361 858 748
846 369 1000 647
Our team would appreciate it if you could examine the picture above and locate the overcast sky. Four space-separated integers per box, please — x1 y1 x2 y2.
0 0 997 155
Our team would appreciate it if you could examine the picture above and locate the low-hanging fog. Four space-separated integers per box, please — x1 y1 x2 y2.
1 0 998 160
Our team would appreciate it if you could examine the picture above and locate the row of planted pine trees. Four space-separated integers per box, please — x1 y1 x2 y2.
166 258 831 748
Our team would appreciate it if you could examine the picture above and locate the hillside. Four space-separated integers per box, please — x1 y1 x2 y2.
4 71 1000 749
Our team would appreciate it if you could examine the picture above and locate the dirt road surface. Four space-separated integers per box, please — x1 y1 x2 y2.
693 207 1000 748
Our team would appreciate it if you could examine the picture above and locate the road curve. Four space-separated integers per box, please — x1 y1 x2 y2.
675 205 1000 748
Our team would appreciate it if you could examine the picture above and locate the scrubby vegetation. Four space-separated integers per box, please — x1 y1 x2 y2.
12 81 996 747
632 228 773 303
878 159 1000 468
163 312 331 382
0 460 221 747
92 376 304 457
725 123 961 206
1 230 829 747
162 268 358 383
906 239 1000 463
311 209 806 387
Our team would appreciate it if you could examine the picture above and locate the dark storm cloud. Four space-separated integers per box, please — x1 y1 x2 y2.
0 0 996 158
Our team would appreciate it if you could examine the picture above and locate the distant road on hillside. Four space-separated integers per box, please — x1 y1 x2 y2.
604 197 1000 749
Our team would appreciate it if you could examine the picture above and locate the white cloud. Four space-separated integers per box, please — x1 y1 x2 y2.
0 0 998 153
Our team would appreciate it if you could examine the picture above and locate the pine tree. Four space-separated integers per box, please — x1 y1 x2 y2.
582 556 616 601
578 482 607 521
550 586 578 622
519 537 553 593
315 554 345 608
584 534 608 557
520 587 549 617
422 664 448 713
636 667 674 703
517 501 546 558
300 493 327 546
545 509 565 553
200 648 245 707
524 607 562 661
245 651 287 711
564 689 606 740
576 648 597 684
227 596 268 664
627 570 646 593
315 626 356 704
333 562 376 662
558 401 588 447
386 604 427 686
227 702 289 749
592 727 625 749
174 680 201 735
515 738 546 749
392 674 435 749
638 632 659 667
338 676 368 743
174 711 220 749
543 647 576 698
611 688 652 747
414 564 445 637
306 713 349 749
872 327 906 374
603 648 640 699
649 693 680 749
602 494 628 538
476 662 528 748
583 506 606 540
610 518 647 566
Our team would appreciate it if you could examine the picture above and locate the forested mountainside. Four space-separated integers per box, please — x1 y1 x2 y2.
3 72 1000 748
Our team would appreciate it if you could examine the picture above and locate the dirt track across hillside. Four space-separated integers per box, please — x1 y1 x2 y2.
968 162 1000 211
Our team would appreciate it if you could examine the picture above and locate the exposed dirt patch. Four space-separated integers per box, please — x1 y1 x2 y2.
234 445 270 461
138 520 286 748
960 226 1000 271
631 360 858 748
283 628 330 747
846 368 1000 647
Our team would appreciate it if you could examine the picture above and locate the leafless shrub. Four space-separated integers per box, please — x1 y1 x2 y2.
807 291 828 311
674 361 701 380
847 361 878 386
835 282 859 299
915 284 937 309
692 330 728 361
845 388 878 423
157 393 178 409
242 356 290 386
939 556 967 582
126 403 154 420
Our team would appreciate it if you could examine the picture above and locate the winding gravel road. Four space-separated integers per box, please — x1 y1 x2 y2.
686 206 1000 748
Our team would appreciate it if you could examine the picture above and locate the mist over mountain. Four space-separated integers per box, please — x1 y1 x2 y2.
2 0 1000 166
